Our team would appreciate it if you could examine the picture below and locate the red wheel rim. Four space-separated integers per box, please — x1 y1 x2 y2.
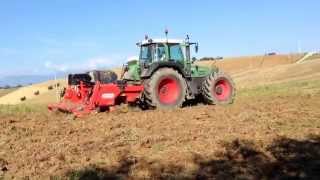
157 77 180 104
213 79 232 101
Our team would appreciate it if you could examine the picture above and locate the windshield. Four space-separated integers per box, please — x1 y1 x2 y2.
140 45 152 63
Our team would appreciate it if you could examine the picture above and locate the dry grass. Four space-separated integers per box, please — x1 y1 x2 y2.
0 79 66 105
0 88 17 98
197 53 304 75
234 59 320 89
0 53 304 105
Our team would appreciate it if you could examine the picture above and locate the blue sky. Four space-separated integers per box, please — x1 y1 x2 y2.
0 0 319 76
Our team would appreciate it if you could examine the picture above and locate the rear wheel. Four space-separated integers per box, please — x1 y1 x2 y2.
202 71 235 105
143 68 187 109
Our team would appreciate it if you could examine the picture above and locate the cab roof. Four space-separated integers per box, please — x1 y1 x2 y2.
139 38 184 46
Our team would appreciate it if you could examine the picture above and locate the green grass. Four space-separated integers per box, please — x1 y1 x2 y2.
238 79 320 98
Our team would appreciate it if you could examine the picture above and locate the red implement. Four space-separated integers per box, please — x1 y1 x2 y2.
48 81 143 117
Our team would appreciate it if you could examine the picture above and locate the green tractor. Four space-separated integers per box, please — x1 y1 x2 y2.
122 35 235 109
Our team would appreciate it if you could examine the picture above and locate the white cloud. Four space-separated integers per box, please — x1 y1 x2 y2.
44 55 128 73
87 57 116 69
44 61 69 72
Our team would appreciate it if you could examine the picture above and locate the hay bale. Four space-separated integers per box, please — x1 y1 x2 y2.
20 96 26 101
34 90 40 96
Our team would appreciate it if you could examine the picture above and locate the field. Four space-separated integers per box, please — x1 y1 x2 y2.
0 80 66 105
0 54 304 105
0 55 319 179
0 88 17 98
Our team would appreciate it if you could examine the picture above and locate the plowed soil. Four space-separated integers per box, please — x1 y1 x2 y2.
1 79 320 179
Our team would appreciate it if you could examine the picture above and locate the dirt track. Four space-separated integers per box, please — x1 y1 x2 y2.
0 80 320 179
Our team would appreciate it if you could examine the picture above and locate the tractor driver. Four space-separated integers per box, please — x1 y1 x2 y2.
155 44 166 61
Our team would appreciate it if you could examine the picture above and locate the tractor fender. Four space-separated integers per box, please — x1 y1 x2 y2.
140 61 188 79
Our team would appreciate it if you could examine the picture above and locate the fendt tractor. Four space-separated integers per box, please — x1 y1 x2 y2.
48 34 235 117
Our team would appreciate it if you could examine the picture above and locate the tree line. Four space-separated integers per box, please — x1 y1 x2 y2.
0 84 25 89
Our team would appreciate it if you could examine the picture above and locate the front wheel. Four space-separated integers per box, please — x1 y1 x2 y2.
143 68 187 109
202 71 236 105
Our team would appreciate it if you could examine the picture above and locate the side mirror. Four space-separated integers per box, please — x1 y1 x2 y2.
192 57 197 63
195 43 199 53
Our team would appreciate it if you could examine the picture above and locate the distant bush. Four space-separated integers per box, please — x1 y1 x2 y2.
20 96 26 101
3 85 11 89
200 57 215 61
265 52 277 56
199 57 223 61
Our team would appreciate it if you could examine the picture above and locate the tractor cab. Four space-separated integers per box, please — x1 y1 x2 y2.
139 39 186 63
123 36 200 81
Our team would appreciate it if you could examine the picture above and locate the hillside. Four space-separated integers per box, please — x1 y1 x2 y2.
234 59 320 88
0 53 307 105
0 54 319 179
0 79 66 105
196 53 303 74
0 88 17 97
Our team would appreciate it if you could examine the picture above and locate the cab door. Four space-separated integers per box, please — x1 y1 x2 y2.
168 44 191 77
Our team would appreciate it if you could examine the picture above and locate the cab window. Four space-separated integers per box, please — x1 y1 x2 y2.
140 45 152 63
169 44 184 61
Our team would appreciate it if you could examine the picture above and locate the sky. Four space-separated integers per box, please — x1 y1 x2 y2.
0 0 319 76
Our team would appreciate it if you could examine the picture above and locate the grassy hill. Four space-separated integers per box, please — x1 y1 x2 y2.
196 53 304 74
0 79 66 105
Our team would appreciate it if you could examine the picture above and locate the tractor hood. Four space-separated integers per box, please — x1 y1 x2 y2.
191 64 217 78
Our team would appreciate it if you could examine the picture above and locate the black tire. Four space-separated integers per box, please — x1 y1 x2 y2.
202 71 236 105
143 68 187 109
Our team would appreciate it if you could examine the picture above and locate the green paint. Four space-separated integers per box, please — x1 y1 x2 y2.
191 65 214 77
126 59 141 81
124 38 216 80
